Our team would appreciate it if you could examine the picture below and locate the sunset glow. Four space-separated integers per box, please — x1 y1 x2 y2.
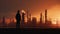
47 5 60 24
1 0 60 28
3 5 60 25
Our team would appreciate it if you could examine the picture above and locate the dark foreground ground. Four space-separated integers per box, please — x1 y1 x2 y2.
0 28 60 33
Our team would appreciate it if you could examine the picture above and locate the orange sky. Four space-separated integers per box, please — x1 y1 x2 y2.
0 0 60 24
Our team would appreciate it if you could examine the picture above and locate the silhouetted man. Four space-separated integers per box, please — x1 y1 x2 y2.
16 10 21 29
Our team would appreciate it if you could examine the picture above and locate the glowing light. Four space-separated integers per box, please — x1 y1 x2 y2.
5 19 10 24
14 18 16 23
48 5 60 24
21 10 25 13
52 19 57 24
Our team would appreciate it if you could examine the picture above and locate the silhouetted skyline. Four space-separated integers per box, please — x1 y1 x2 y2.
0 0 60 28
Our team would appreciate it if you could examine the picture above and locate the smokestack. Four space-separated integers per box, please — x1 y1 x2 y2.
45 9 47 24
